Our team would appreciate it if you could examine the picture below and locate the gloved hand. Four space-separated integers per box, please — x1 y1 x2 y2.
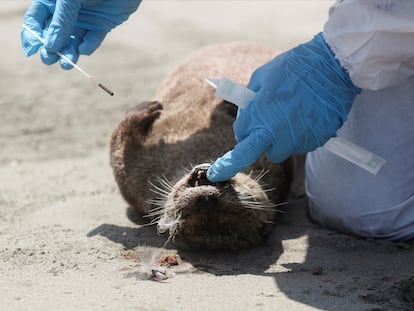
21 0 141 69
207 33 361 182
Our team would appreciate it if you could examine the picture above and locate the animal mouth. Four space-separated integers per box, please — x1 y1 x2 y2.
187 163 215 188
183 163 227 211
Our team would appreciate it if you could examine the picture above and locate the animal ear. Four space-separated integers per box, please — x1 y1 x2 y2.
124 101 163 139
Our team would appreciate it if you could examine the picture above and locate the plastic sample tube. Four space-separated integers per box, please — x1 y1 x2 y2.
324 137 385 175
205 77 255 109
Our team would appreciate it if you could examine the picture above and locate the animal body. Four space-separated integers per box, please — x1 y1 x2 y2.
110 42 295 251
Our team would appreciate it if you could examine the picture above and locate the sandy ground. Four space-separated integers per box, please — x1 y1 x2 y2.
1 1 414 310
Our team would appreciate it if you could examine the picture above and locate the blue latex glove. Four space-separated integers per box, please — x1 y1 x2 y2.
207 33 361 182
21 0 141 69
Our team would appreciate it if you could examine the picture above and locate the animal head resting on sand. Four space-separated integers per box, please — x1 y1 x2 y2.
109 42 295 251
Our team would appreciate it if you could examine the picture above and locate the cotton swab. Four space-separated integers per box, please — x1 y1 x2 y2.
22 24 114 96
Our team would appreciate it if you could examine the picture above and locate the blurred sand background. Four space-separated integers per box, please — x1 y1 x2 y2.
1 1 414 310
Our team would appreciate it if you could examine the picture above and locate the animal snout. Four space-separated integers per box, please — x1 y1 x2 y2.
195 193 219 209
185 163 230 210
188 163 214 187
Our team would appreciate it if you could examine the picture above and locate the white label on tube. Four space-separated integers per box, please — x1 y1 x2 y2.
215 77 255 109
324 137 386 175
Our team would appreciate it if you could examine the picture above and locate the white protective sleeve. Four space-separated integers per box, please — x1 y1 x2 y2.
323 0 414 90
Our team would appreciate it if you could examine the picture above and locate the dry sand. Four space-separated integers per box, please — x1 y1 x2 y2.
1 1 414 310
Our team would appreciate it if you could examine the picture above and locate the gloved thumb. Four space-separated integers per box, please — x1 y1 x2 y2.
207 130 270 182
44 0 82 52
22 1 52 57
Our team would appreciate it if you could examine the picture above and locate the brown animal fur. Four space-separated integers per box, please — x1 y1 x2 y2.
109 42 295 251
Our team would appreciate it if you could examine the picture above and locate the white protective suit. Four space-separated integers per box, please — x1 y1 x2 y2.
306 0 414 240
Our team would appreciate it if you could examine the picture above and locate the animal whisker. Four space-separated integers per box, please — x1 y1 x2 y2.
142 212 163 222
139 221 159 228
147 177 175 215
148 177 175 197
146 199 167 208
148 186 170 198
145 211 166 219
146 206 165 213
253 169 269 182
156 175 174 190
241 199 288 208
241 205 286 213
238 196 288 211
157 212 183 234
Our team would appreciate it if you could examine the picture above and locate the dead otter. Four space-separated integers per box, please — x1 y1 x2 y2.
109 42 295 251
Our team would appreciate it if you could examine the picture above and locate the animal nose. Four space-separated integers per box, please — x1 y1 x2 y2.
196 195 219 209
188 163 214 187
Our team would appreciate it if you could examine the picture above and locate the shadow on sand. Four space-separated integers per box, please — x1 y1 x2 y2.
88 198 414 310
